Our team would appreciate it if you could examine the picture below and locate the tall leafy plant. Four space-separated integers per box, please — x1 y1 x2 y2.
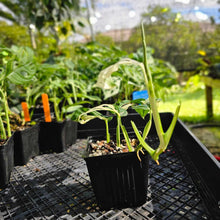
131 22 181 163
79 22 181 164
40 57 101 122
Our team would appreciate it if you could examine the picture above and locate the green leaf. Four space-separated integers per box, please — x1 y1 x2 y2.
94 58 144 90
78 110 110 124
131 120 155 156
2 51 8 56
121 125 134 152
7 69 36 84
132 104 150 119
62 105 82 113
142 112 152 139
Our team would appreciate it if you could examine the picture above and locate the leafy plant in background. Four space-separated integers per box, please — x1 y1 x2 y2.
0 21 31 48
43 77 84 122
40 55 102 121
74 43 127 80
0 46 63 123
0 46 44 121
131 47 178 99
120 5 213 72
0 0 84 48
0 44 102 125
0 46 36 139
52 56 101 103
94 46 178 102
196 27 220 79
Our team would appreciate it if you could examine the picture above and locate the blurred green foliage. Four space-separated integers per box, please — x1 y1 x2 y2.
0 21 31 47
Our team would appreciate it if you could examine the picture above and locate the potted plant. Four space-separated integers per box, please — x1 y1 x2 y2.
8 55 80 154
78 100 151 209
0 49 14 188
12 104 40 166
77 22 181 209
39 92 79 153
0 46 42 166
38 57 101 153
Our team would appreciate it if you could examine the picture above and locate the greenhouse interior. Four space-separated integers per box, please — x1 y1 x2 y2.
0 0 220 219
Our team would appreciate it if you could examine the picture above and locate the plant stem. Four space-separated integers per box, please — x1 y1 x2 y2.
141 22 165 147
53 91 61 121
0 115 6 140
116 115 121 147
105 119 110 143
71 81 77 102
1 89 11 138
121 124 133 152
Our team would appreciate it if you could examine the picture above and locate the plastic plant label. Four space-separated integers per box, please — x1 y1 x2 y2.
21 102 31 122
132 90 149 100
42 93 52 122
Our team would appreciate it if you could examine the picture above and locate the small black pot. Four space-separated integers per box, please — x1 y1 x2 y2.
84 137 149 210
39 119 77 153
0 134 14 188
14 124 40 166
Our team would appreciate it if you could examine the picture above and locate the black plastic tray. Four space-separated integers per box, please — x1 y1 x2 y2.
0 113 219 219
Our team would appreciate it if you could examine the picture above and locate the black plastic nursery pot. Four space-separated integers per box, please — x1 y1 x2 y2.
84 137 149 210
64 119 78 147
13 124 40 166
0 134 14 188
39 119 77 153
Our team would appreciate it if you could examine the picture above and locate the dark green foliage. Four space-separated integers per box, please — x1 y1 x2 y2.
74 42 127 79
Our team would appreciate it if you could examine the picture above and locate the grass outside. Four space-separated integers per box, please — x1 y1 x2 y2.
158 86 220 123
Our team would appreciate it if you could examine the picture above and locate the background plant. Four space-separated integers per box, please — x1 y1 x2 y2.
0 46 36 138
94 47 178 102
0 0 84 48
120 5 217 72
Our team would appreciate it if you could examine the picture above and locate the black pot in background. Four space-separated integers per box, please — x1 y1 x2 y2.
30 105 54 121
0 134 14 188
84 137 149 210
14 124 40 166
39 119 77 153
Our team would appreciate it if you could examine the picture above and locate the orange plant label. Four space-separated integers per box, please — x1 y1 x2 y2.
42 93 51 122
21 102 31 122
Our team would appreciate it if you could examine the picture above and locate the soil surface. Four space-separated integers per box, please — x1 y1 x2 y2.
189 124 220 157
88 138 139 157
